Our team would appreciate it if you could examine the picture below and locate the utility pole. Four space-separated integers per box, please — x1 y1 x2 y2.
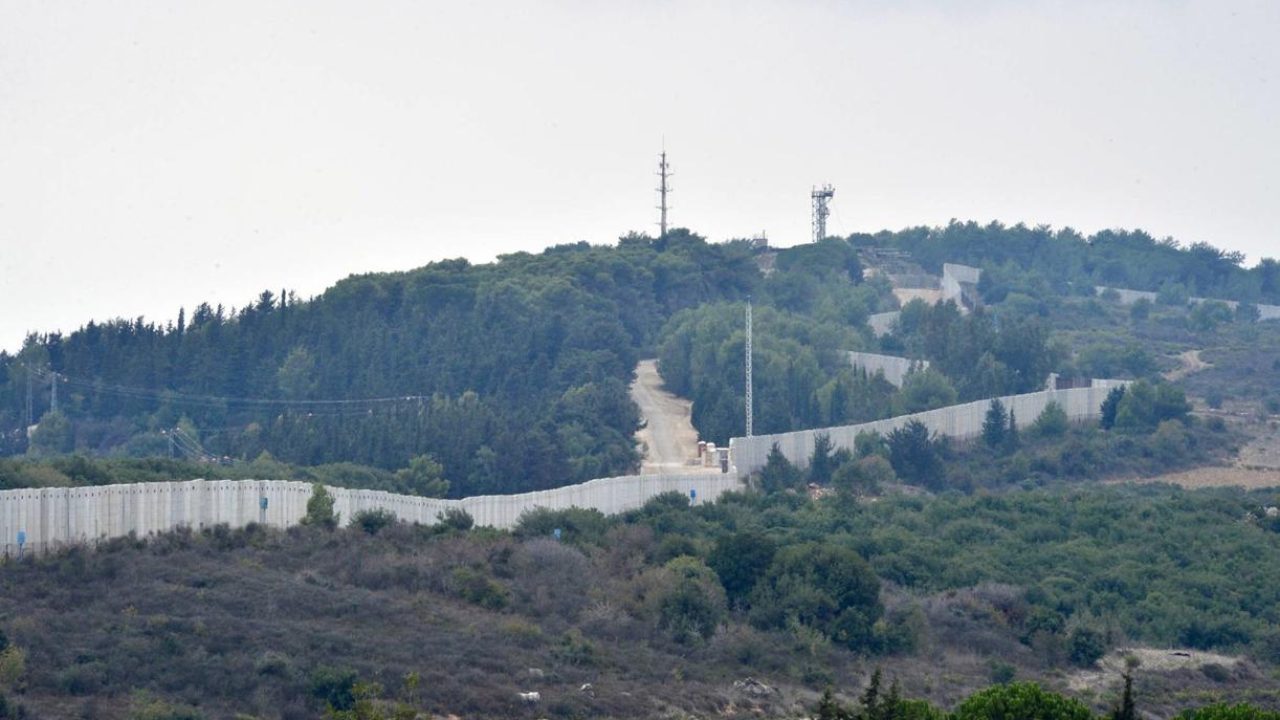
49 371 58 414
745 300 753 438
811 184 834 243
656 148 672 237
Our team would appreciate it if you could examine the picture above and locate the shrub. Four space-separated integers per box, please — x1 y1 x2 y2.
809 433 836 485
897 368 959 414
708 531 777 608
308 666 357 712
552 629 596 667
1067 626 1105 667
1031 402 1070 438
758 443 803 494
749 543 882 651
1202 663 1232 683
1179 704 1280 720
982 399 1008 448
0 647 23 689
989 660 1016 684
352 508 397 536
887 420 946 489
127 690 205 720
1156 282 1190 307
834 456 896 497
1101 386 1125 430
436 507 474 533
394 454 449 498
655 557 727 644
301 483 338 529
515 506 609 546
1189 301 1233 332
855 430 888 459
449 567 508 610
954 682 1093 720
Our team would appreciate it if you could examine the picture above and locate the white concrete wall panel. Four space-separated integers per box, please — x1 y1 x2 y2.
728 385 1126 478
941 263 981 306
0 471 743 557
867 311 901 337
1096 285 1280 321
847 352 929 388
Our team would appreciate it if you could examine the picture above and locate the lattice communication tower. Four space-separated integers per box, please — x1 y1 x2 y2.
811 184 834 242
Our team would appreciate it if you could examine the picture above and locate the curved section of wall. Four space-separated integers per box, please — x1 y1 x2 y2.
0 473 743 557
728 384 1126 479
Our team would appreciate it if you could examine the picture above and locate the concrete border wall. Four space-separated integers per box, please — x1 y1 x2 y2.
867 311 900 337
847 352 928 388
0 472 742 557
1096 286 1280 321
728 383 1127 479
942 263 981 307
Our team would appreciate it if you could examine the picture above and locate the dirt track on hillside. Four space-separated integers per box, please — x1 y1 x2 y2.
1163 349 1211 381
631 359 711 475
1110 466 1280 490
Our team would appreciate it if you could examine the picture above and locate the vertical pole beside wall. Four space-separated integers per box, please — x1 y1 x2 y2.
745 299 753 439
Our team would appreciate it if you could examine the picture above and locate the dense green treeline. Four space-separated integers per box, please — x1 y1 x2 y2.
0 231 758 494
882 300 1057 399
851 221 1280 305
6 482 1280 717
657 303 897 443
1 220 1271 493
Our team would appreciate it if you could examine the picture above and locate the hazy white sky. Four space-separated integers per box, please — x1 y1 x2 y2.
1 0 1277 352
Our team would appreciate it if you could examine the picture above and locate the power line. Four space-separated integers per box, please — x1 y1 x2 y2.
23 365 432 410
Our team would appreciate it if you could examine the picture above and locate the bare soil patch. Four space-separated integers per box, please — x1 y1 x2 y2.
1164 349 1212 382
630 359 712 474
1110 466 1280 490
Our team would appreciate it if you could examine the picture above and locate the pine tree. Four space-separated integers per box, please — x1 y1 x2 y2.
302 482 338 529
859 668 882 716
816 688 848 720
982 398 1008 448
1005 409 1020 452
1109 673 1135 720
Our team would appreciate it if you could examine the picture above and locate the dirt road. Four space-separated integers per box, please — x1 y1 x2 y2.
631 359 709 474
1163 349 1211 382
1109 466 1280 490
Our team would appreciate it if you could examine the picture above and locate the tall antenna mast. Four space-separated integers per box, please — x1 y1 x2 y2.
744 299 753 438
50 370 58 414
811 184 834 243
657 147 672 237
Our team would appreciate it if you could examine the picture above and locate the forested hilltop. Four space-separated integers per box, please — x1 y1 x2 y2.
0 231 755 495
854 221 1280 304
1 222 1276 496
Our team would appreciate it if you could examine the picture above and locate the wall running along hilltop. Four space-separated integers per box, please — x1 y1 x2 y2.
728 383 1127 478
0 473 741 556
1 383 1126 556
